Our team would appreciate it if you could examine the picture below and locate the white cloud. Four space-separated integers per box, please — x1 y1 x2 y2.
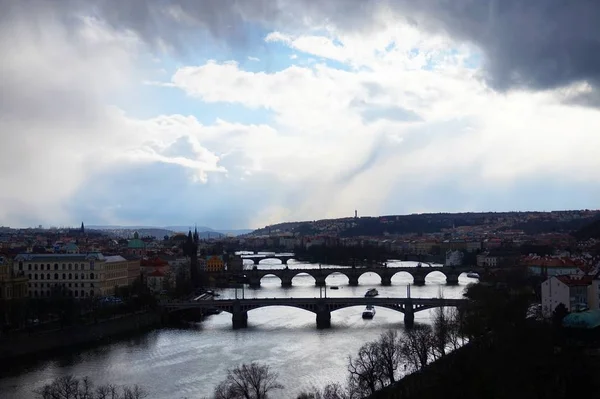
3 2 600 228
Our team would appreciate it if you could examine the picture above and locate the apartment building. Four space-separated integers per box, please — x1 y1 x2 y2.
14 253 135 298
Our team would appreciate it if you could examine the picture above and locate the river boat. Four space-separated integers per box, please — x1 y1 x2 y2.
365 288 379 297
330 286 339 290
362 305 376 319
466 272 480 279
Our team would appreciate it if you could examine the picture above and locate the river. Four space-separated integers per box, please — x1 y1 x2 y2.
0 260 476 398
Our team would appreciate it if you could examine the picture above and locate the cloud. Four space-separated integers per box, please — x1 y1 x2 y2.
49 0 600 105
3 0 600 229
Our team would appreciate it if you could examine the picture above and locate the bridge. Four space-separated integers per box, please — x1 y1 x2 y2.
240 253 296 265
161 297 467 329
215 266 483 288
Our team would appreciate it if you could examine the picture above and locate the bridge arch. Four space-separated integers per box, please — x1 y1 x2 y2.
325 271 350 285
291 272 316 286
259 273 282 285
257 257 284 265
357 270 382 285
389 270 415 284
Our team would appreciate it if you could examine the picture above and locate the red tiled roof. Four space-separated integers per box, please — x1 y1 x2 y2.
556 275 593 287
149 269 165 277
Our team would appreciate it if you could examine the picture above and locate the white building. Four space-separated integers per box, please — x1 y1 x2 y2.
14 253 133 298
541 275 592 317
445 250 464 267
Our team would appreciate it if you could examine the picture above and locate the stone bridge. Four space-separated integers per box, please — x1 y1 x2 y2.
161 297 467 329
240 253 296 265
228 266 481 288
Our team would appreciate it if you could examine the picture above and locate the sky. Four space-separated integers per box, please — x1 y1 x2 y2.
2 0 600 229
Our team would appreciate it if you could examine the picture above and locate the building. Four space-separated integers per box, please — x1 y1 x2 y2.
147 269 165 293
14 253 135 298
541 275 592 317
445 250 464 267
101 255 131 295
206 255 225 272
127 232 146 256
0 255 27 300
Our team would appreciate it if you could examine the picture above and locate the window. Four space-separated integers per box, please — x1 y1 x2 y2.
34 264 38 270
54 273 58 280
81 273 85 280
18 261 23 271
81 290 85 297
62 264 65 270
28 264 31 270
69 273 72 279
54 264 58 270
74 290 78 297
46 264 50 270
28 274 32 280
62 273 66 280
46 273 50 280
90 273 95 279
75 274 78 280
75 263 79 270
68 263 72 270
40 274 43 280
68 283 72 287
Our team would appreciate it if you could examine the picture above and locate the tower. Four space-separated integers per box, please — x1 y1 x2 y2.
80 222 85 234
354 210 357 219
183 228 201 288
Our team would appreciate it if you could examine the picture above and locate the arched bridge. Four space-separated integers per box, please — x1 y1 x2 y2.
229 266 482 287
161 297 467 329
241 253 296 265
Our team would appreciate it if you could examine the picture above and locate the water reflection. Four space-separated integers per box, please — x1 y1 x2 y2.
0 261 476 398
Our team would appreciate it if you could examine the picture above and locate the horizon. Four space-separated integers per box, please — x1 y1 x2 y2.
2 208 598 231
3 1 600 230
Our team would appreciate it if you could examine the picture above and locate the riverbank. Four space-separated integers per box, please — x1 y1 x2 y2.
0 311 161 362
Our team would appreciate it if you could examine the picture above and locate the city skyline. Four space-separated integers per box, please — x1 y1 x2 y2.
2 1 600 230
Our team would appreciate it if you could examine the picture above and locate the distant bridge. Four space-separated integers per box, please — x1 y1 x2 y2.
240 253 297 265
161 297 467 329
211 266 483 287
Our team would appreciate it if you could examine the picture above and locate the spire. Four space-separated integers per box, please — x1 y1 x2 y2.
193 225 199 242
80 222 85 233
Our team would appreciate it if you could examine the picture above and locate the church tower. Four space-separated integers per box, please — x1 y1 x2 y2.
183 228 200 287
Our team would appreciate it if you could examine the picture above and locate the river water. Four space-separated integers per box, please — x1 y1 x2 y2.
0 260 476 399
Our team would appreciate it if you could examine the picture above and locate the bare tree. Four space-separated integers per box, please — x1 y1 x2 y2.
375 330 403 384
432 305 450 358
34 376 147 399
296 383 349 399
347 341 385 396
399 324 434 371
213 362 284 399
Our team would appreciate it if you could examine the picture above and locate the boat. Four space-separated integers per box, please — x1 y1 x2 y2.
466 272 480 279
362 305 376 319
365 288 379 297
330 286 339 290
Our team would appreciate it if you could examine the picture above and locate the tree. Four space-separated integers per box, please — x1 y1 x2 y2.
552 303 569 328
347 341 384 395
213 362 283 399
375 330 403 384
34 376 147 399
399 324 434 371
296 383 348 399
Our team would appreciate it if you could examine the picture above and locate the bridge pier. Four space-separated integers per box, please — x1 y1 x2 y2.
281 278 292 288
403 302 414 329
315 277 326 287
248 277 261 288
381 275 392 286
232 311 248 329
316 310 331 329
446 274 459 285
413 275 426 286
348 276 359 286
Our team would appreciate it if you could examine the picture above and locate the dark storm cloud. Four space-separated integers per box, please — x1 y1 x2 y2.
59 0 599 102
5 0 599 97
